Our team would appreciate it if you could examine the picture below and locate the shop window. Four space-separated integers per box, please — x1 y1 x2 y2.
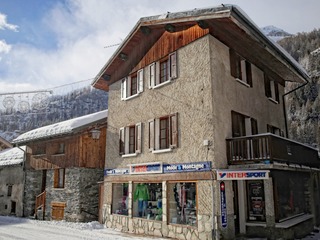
148 113 178 153
247 180 266 222
133 183 162 221
168 182 197 226
229 49 252 87
149 52 177 89
121 69 144 100
119 123 142 156
273 171 310 222
54 168 65 188
112 183 129 216
264 74 280 104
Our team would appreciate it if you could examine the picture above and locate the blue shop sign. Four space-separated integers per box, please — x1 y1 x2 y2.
163 161 211 173
104 168 129 176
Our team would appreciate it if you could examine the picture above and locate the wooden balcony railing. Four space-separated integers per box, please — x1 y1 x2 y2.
35 190 46 219
226 133 320 168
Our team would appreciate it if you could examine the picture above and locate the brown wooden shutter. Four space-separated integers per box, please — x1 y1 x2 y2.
135 122 142 153
169 52 177 79
246 61 252 87
148 119 155 151
274 82 279 102
264 74 272 98
54 169 59 188
119 127 125 155
251 118 258 135
170 113 178 148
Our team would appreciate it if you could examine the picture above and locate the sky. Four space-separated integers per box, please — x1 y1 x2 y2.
0 0 319 93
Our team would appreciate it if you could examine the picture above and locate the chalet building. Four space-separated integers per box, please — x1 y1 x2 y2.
0 136 12 151
0 146 25 217
12 110 107 222
92 5 320 240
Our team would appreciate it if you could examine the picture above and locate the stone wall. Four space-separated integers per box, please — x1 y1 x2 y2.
45 168 103 222
24 169 42 217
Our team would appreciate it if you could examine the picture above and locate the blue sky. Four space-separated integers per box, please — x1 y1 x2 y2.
0 0 319 93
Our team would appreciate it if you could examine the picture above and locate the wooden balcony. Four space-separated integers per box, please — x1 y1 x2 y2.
226 133 320 168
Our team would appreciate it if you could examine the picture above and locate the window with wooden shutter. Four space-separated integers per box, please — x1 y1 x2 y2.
150 113 178 153
54 168 65 188
121 69 144 100
229 49 252 87
119 123 142 157
149 51 178 89
264 74 280 104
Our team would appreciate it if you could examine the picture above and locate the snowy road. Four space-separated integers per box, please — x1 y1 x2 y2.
0 216 166 240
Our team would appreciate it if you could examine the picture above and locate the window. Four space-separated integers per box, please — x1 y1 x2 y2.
148 113 178 152
264 74 280 103
7 185 12 197
112 183 129 216
121 69 143 100
132 183 162 220
149 52 177 88
247 180 266 222
231 111 257 137
229 49 252 87
34 144 46 155
54 143 65 155
273 171 310 222
267 124 283 136
119 123 142 156
54 168 65 188
168 182 197 226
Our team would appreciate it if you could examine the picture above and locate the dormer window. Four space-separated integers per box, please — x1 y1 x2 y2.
121 69 144 100
149 52 177 89
229 49 252 87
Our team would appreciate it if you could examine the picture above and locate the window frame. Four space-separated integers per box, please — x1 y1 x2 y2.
149 52 177 89
7 185 12 197
229 49 252 87
149 113 178 153
121 69 144 100
119 122 142 157
264 74 280 104
54 168 65 189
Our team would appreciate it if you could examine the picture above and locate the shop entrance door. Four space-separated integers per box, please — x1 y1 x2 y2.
232 181 240 235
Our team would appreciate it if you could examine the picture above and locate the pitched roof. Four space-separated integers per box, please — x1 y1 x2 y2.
0 146 25 166
12 110 108 144
92 4 309 91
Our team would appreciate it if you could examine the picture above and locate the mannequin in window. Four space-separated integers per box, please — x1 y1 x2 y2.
134 183 149 217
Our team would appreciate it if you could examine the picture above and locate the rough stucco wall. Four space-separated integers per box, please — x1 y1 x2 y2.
0 165 24 217
106 35 214 170
209 35 286 169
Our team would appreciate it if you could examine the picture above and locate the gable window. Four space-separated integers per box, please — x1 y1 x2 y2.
121 69 144 100
148 113 178 153
264 74 280 103
149 52 177 89
229 49 252 87
119 123 142 157
54 168 65 188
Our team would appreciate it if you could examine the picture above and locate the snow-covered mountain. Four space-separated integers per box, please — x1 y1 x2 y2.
261 25 292 42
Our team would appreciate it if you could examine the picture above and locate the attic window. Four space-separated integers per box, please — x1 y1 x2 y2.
229 49 252 87
121 69 144 100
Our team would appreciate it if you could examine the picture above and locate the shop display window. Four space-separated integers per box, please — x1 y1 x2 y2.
168 182 197 226
132 183 162 220
246 180 266 222
273 171 309 222
112 183 129 216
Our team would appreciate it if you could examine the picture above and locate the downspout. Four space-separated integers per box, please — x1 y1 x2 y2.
282 80 309 138
17 144 27 217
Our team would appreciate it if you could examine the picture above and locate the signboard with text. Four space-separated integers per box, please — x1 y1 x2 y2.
217 170 269 180
129 162 163 175
220 181 227 228
163 161 211 173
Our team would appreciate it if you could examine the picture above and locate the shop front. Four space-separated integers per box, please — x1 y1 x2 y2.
102 161 215 239
217 168 315 239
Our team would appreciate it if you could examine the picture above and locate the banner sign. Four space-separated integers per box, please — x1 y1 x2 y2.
163 161 211 173
217 170 269 180
129 162 163 175
104 168 129 176
220 181 227 228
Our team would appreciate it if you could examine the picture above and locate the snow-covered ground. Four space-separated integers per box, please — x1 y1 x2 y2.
0 216 166 240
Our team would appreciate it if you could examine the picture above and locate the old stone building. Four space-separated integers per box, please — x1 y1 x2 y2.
92 5 320 240
0 146 25 217
12 110 107 222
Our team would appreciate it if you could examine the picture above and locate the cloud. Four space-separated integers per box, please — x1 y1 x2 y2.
0 13 18 32
0 40 11 54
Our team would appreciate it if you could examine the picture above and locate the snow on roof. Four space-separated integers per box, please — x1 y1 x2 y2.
0 146 25 166
12 110 108 144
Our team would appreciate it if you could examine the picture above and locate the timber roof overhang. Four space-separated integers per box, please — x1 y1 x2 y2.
92 4 310 91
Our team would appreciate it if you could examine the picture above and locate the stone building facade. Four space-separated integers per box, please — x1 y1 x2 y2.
93 5 320 240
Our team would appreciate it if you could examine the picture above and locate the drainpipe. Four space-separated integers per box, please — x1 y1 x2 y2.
282 80 309 138
17 144 27 217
